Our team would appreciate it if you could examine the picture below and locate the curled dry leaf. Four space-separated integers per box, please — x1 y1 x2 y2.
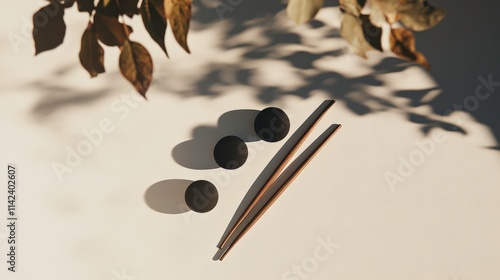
165 0 191 53
33 1 66 55
390 28 430 69
341 13 381 57
286 0 324 24
339 0 362 16
79 22 105 77
119 40 153 98
398 0 445 31
93 12 132 46
141 0 168 56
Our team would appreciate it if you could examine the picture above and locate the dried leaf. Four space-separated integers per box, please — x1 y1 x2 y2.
33 1 66 55
367 0 444 30
341 13 380 57
119 40 153 97
76 0 95 13
119 0 140 17
164 0 191 53
141 0 168 56
96 0 119 17
93 12 132 46
79 23 105 77
365 0 395 27
286 0 324 24
398 1 445 31
339 0 362 16
62 0 76 8
390 28 430 69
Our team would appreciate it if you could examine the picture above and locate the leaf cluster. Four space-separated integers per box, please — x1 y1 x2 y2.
287 0 445 69
32 0 445 97
33 0 191 98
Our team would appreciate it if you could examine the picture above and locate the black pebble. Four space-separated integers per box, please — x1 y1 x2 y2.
254 107 290 142
185 180 218 213
213 136 248 169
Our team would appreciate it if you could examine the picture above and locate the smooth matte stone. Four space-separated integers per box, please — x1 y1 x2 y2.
213 136 248 169
254 107 290 142
185 180 218 213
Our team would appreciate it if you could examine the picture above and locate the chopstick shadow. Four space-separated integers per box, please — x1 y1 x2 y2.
144 179 193 214
215 100 336 252
171 109 260 170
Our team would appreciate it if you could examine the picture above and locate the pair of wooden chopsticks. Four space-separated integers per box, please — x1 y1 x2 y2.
214 100 341 261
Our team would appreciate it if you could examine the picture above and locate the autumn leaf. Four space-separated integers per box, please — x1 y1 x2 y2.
286 0 324 24
119 0 140 17
79 22 105 77
93 12 132 46
399 1 445 31
33 1 66 55
390 28 430 69
96 0 119 17
141 0 168 56
341 13 381 57
339 0 362 16
62 0 76 8
76 0 94 13
165 0 191 53
119 40 153 97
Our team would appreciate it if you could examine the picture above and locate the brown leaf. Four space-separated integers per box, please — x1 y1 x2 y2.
390 28 430 69
119 0 140 17
33 1 66 55
96 0 119 17
93 12 132 46
286 0 324 24
76 0 94 13
141 0 168 56
165 0 191 53
62 0 76 8
79 22 105 77
119 40 153 97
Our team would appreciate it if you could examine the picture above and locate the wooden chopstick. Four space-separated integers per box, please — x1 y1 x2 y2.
216 100 335 250
216 124 342 260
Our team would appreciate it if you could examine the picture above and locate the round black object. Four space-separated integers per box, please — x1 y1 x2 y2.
254 107 290 142
213 136 248 169
185 180 218 213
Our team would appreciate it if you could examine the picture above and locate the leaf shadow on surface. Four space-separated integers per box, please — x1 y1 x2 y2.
28 0 499 148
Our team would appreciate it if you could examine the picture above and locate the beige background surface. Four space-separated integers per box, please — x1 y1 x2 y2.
1 1 499 280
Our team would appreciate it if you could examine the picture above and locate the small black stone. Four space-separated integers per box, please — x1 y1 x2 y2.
254 107 290 142
213 136 248 169
185 180 218 213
